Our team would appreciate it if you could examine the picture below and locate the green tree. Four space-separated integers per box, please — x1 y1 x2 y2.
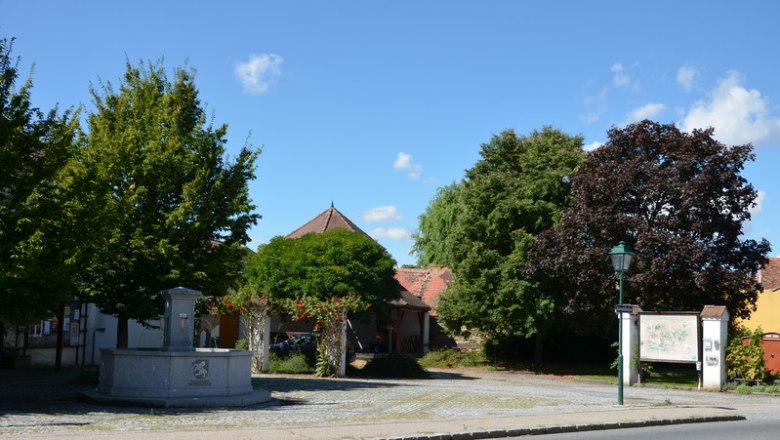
74 60 259 347
239 229 399 375
412 182 463 269
529 121 770 333
416 128 585 362
0 37 80 326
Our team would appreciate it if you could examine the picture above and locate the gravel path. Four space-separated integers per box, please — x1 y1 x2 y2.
1 368 779 437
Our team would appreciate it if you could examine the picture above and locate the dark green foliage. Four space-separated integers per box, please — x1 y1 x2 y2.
268 352 314 374
241 229 399 318
419 348 487 368
417 128 585 349
0 37 80 325
529 121 770 333
72 60 259 346
726 327 769 384
350 353 429 379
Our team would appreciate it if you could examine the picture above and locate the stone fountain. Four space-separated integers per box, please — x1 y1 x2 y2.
82 287 271 407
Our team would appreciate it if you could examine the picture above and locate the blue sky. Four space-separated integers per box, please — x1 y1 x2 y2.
4 1 780 266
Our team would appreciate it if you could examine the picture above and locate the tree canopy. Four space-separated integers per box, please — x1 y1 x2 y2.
528 120 770 331
414 128 586 352
411 183 462 269
72 60 259 347
240 229 398 376
0 37 80 325
241 229 398 314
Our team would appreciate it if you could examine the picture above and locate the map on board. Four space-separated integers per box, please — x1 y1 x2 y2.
639 313 699 363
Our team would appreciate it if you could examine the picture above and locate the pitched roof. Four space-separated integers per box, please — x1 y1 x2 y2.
389 290 431 311
701 305 728 319
394 267 453 315
286 204 371 239
759 257 780 291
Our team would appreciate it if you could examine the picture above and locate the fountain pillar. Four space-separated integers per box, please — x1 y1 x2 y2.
162 287 199 351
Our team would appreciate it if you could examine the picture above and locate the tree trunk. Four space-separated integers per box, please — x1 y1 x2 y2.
116 315 129 348
0 322 5 368
55 304 65 371
533 331 544 365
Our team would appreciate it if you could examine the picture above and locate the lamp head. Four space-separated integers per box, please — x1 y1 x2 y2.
610 241 635 273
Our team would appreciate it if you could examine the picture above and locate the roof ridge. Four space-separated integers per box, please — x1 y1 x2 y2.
322 207 335 233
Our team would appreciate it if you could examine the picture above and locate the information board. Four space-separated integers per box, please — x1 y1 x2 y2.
639 313 699 363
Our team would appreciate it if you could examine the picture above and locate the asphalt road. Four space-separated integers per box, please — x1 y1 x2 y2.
528 419 780 440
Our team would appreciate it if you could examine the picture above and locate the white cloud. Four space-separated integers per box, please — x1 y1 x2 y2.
611 63 630 87
583 141 603 151
363 206 401 223
235 53 283 94
370 227 411 241
611 63 640 92
626 103 667 123
393 151 423 180
580 112 601 123
680 71 780 146
750 190 766 216
677 64 699 91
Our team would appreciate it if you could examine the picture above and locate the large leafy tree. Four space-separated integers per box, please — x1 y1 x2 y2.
74 61 259 347
411 183 463 269
415 128 585 360
239 229 398 375
0 37 80 326
242 229 398 314
529 120 770 332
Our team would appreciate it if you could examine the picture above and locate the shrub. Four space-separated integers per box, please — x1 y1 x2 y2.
268 352 314 374
419 348 487 368
235 338 249 350
350 353 429 379
726 327 768 384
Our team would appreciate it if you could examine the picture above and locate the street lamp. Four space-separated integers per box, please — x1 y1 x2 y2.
610 241 634 405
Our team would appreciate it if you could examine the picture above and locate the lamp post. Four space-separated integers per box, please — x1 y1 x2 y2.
610 241 634 405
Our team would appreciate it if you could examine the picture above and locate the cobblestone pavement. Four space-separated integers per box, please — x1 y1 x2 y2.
1 368 779 439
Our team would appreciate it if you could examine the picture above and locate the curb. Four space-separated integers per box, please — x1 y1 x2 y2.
379 415 746 440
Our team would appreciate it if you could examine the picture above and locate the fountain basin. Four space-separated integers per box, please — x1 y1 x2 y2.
99 347 253 398
84 347 271 407
81 287 272 408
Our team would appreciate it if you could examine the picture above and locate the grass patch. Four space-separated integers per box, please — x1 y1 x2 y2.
268 352 314 374
639 364 699 389
348 353 429 379
419 349 488 369
734 383 780 394
579 364 699 389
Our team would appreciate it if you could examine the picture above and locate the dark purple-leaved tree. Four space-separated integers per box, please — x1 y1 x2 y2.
528 120 770 333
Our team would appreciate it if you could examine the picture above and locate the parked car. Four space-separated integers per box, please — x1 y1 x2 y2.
270 333 317 364
270 333 356 365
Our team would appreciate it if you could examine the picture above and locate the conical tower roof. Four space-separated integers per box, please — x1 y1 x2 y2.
286 204 371 239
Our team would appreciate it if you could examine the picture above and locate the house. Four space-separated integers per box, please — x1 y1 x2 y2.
1 301 163 368
740 257 780 374
394 266 456 351
742 257 780 333
254 204 448 355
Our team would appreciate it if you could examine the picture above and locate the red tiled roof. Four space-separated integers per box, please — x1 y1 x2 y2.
286 205 371 239
759 257 780 291
394 267 453 315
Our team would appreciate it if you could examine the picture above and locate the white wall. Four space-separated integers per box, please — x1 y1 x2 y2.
86 303 163 365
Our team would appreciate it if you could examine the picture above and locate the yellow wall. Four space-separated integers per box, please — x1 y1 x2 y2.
742 289 780 333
